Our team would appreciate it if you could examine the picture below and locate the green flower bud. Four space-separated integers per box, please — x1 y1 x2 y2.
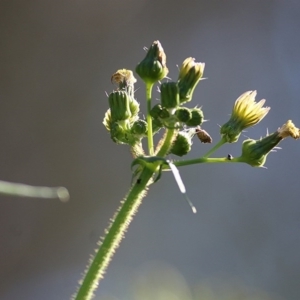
170 131 193 157
178 57 205 104
175 107 192 123
220 91 270 143
136 41 169 84
238 136 278 167
131 119 148 135
238 120 300 167
159 107 170 119
110 120 143 146
160 82 180 109
108 90 140 124
150 104 169 119
109 91 132 122
110 122 127 144
185 108 204 126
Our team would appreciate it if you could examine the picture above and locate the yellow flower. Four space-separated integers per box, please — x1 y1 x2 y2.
177 57 205 104
220 91 270 143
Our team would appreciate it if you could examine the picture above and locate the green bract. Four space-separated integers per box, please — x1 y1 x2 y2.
170 132 192 157
108 91 132 122
160 82 180 109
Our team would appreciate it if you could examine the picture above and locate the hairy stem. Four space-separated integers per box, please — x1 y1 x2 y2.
156 128 176 156
73 168 154 300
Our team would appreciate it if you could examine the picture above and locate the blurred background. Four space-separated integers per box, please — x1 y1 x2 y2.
0 0 300 299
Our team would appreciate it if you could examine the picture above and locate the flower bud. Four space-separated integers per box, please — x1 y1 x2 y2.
178 57 205 104
136 41 169 84
108 90 140 124
220 91 270 143
150 104 169 119
170 130 194 157
160 82 180 109
108 91 132 122
110 122 127 144
185 108 204 126
175 107 192 123
238 120 300 167
131 119 148 135
238 136 278 167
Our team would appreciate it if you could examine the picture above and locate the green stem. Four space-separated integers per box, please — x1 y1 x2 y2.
74 168 154 300
146 83 154 155
202 136 227 158
156 128 175 156
173 156 240 168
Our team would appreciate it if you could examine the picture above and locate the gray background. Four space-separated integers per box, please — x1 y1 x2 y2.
0 1 300 299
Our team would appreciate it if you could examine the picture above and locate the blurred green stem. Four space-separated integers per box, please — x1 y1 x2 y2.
0 180 69 202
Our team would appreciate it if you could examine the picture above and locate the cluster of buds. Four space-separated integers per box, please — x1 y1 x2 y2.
136 42 207 156
147 55 206 156
103 69 147 146
103 40 300 167
104 41 208 157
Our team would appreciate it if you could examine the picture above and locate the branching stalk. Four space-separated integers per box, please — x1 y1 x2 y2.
202 137 227 158
75 40 296 300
